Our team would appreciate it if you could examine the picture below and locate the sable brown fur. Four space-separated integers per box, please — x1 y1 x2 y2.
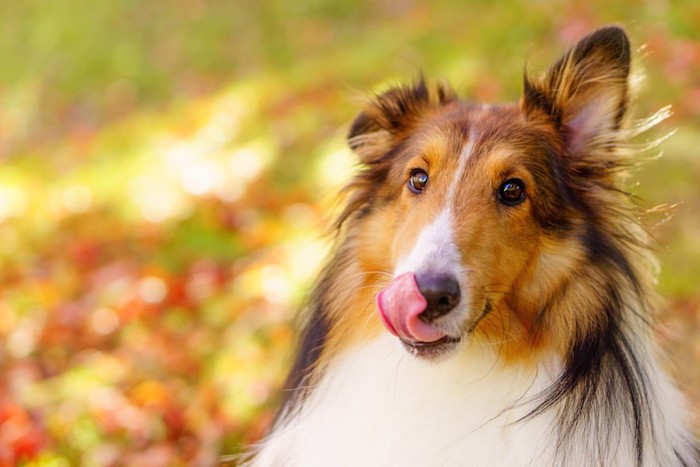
253 26 699 467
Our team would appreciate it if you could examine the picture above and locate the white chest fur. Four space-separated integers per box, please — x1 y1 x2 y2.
251 335 564 466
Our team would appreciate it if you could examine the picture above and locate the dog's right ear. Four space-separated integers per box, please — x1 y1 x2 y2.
347 79 455 163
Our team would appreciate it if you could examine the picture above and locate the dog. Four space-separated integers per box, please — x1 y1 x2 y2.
245 26 699 466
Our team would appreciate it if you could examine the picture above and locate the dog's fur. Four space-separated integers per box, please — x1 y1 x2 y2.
246 26 699 466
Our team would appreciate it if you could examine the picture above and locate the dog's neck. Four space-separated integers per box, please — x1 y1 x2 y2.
256 334 563 466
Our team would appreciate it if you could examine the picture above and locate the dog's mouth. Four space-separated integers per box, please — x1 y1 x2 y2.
377 272 468 360
400 335 462 359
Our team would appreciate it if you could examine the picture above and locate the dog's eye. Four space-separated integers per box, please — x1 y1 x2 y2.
408 169 428 194
498 179 525 205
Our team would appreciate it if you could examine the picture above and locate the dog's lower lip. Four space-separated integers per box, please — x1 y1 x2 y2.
402 335 461 348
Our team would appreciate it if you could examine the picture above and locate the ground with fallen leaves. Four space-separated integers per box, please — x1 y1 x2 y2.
0 1 698 465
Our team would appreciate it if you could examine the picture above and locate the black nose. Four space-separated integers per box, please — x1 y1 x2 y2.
415 272 460 322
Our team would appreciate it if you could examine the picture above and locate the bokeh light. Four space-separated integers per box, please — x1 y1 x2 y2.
0 1 698 465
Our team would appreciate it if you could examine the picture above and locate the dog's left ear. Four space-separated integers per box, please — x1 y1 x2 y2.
521 26 631 155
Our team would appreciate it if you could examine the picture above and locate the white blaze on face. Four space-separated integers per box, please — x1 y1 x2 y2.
394 135 475 279
394 208 459 276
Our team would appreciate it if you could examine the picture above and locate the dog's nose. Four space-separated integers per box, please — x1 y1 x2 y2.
415 272 460 321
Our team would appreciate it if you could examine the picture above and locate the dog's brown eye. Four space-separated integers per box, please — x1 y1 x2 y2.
498 179 525 205
408 169 428 194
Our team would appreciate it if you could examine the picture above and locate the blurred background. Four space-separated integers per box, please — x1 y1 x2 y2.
0 0 698 465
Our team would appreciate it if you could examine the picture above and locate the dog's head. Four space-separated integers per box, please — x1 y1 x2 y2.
343 27 644 361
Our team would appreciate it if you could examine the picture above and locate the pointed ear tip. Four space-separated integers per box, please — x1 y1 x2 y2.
594 25 629 39
588 25 631 52
571 25 632 72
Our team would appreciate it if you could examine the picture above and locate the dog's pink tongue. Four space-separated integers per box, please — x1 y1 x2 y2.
377 272 445 343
